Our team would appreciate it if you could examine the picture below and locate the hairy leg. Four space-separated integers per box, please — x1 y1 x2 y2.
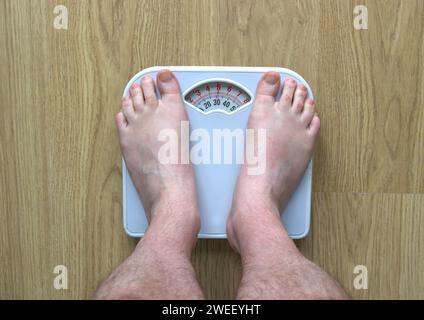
227 72 348 299
94 70 203 299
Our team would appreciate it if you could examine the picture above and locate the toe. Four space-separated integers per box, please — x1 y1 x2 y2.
140 76 158 107
129 83 144 111
115 111 128 131
308 114 321 136
301 98 316 126
278 78 296 109
157 70 183 104
291 84 307 113
121 96 135 121
254 71 281 106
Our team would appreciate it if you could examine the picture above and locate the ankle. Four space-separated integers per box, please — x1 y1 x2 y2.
228 198 290 251
139 195 200 255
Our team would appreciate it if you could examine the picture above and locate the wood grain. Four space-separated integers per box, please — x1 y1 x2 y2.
298 192 424 299
0 0 423 299
314 0 424 193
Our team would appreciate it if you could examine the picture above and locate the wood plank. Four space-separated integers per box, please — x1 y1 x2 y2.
314 0 424 193
297 192 424 299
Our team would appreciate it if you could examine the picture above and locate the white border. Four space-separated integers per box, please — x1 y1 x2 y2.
122 66 314 239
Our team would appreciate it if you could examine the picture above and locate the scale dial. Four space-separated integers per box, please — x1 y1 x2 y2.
184 79 252 115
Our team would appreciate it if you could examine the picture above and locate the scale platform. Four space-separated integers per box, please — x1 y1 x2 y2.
123 66 313 239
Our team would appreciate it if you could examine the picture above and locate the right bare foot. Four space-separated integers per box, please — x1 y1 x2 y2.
94 71 204 300
116 70 200 252
227 72 320 254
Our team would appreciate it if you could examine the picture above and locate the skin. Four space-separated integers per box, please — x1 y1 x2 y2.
93 70 349 300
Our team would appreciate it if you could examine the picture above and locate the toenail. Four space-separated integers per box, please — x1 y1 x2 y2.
158 71 173 82
142 76 152 82
130 85 140 94
265 73 278 85
298 84 306 91
286 78 295 85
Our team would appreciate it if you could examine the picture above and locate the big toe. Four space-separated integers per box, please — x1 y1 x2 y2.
254 71 280 106
157 70 183 104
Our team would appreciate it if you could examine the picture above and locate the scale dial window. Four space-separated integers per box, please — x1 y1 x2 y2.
184 79 252 115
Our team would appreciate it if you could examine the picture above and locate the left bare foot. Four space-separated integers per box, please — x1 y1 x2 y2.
227 71 320 253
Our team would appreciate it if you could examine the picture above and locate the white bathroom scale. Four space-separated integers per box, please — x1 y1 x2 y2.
122 66 313 239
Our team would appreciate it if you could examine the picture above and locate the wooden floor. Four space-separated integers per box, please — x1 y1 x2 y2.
1 0 423 299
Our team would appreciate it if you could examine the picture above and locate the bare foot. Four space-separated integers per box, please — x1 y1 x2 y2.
227 71 320 253
116 69 200 250
94 71 204 300
226 72 348 299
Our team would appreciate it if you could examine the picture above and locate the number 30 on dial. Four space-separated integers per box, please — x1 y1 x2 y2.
184 79 252 115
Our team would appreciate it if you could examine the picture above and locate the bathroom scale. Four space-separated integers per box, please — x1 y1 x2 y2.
122 66 313 239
